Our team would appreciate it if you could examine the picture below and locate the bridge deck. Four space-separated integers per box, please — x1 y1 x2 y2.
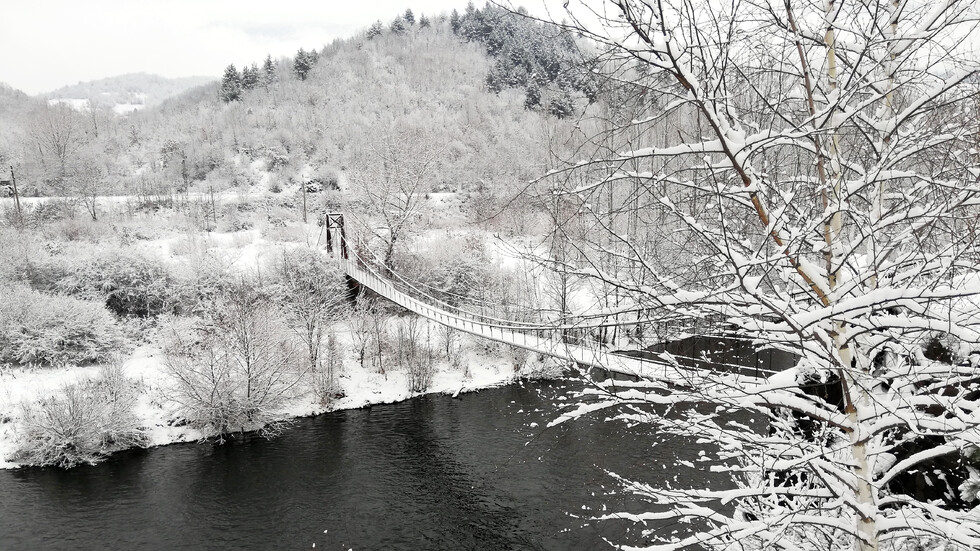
339 256 765 382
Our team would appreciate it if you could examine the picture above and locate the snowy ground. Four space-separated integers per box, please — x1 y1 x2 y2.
0 331 557 470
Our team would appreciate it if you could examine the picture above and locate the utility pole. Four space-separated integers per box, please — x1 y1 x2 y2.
9 166 22 225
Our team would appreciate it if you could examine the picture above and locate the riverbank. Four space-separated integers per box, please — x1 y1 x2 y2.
0 336 563 470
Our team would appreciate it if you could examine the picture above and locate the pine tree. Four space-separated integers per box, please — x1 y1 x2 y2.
241 63 260 91
366 20 383 39
523 84 540 110
403 8 415 25
418 14 430 29
390 16 407 34
262 55 276 86
219 64 242 102
548 86 574 119
450 10 461 34
293 48 318 81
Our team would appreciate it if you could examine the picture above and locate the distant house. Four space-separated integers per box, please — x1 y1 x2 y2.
0 179 12 197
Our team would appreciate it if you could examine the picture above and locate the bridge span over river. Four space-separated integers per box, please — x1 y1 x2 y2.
321 213 780 383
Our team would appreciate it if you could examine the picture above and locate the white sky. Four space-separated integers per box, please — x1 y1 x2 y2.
0 0 515 95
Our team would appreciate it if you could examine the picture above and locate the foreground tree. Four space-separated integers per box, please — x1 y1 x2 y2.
526 1 980 549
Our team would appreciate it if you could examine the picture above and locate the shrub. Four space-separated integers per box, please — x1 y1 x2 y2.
13 361 146 468
160 284 301 439
311 331 344 405
54 249 182 317
0 285 123 366
41 217 111 242
395 316 435 394
24 199 74 227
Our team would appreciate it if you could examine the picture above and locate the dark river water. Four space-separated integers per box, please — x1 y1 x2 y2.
0 380 732 550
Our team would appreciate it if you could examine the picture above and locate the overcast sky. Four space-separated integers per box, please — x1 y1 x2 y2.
0 0 519 95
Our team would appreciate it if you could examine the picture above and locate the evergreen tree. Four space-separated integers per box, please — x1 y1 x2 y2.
418 14 430 29
241 63 260 91
390 16 407 34
450 10 461 34
523 84 540 110
293 48 318 81
262 55 276 87
485 65 505 94
404 8 415 25
367 20 383 39
548 86 574 119
219 64 242 102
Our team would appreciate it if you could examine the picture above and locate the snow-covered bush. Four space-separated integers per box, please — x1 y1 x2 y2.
160 284 301 439
13 361 146 468
394 316 435 393
54 249 182 317
310 332 344 405
438 325 466 375
42 216 112 243
0 285 122 366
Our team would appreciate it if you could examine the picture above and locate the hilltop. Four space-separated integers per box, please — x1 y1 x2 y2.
43 73 216 114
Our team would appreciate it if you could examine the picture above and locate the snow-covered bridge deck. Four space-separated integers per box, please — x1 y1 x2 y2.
337 254 679 379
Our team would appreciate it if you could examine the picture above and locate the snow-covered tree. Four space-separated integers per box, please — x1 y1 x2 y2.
390 15 408 35
273 248 348 388
367 20 384 39
162 283 300 440
219 64 242 102
27 102 89 191
293 48 318 81
241 63 260 91
262 54 277 87
528 1 980 549
450 9 461 34
350 126 444 275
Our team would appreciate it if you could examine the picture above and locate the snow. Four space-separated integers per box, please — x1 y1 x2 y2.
0 330 551 469
112 103 145 115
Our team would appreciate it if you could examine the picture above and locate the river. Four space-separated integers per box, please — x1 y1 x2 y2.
0 380 732 550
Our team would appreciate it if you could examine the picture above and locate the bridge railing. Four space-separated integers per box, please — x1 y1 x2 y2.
325 217 775 381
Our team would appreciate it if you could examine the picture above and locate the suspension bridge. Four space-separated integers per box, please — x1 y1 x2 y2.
321 213 780 382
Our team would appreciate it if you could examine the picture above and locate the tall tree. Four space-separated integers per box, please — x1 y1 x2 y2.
350 126 444 275
262 55 277 87
367 20 384 39
293 48 318 81
27 103 89 193
532 1 980 549
219 64 242 102
241 63 260 91
390 15 408 34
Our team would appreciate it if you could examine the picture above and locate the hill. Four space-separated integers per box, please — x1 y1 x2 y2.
3 8 593 240
124 15 586 206
44 73 216 114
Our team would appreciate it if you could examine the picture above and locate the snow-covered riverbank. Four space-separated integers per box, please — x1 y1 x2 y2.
0 340 560 470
